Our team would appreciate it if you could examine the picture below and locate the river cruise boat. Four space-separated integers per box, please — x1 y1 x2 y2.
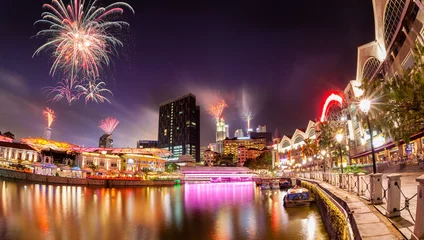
283 186 313 207
261 182 270 190
279 180 292 189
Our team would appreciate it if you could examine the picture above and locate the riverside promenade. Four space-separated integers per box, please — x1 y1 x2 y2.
299 177 404 240
364 172 422 239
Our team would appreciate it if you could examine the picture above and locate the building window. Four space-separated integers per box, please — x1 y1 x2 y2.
383 0 406 47
362 57 380 80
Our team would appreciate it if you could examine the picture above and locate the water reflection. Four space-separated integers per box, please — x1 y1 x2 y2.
0 180 328 240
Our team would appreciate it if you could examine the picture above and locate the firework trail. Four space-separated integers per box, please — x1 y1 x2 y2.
43 107 56 128
99 117 120 134
44 78 81 105
207 100 227 120
33 0 134 78
77 78 113 104
243 111 254 130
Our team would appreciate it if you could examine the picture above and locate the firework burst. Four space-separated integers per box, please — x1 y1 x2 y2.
43 107 56 128
43 78 81 105
207 100 227 120
76 78 113 104
33 0 134 78
243 111 254 130
99 117 120 134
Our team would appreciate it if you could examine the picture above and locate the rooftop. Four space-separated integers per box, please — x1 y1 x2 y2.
159 93 196 106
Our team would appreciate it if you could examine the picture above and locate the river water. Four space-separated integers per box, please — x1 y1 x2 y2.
0 179 328 240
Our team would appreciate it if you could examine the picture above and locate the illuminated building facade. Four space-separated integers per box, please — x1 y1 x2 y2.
78 151 165 172
256 125 267 133
158 93 200 162
222 137 266 156
0 142 39 165
204 149 219 166
346 0 424 163
234 129 244 138
249 132 273 146
137 140 158 148
216 117 227 153
275 121 317 167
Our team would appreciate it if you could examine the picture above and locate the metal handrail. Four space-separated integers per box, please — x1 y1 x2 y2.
394 182 418 222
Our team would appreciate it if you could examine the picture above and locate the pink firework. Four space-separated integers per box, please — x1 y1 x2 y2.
43 78 81 105
99 117 120 134
207 100 228 120
43 107 55 128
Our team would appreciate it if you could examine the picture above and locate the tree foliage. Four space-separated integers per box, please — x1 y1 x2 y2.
243 152 272 170
302 138 319 158
166 163 180 173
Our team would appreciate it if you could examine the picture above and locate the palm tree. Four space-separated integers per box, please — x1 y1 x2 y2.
302 138 319 170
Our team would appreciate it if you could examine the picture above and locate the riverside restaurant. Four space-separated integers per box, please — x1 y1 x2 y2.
1 137 170 178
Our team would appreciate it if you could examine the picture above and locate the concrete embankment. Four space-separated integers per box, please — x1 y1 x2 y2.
0 168 179 187
298 178 402 240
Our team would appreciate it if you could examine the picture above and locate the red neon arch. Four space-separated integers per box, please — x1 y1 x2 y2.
320 93 343 122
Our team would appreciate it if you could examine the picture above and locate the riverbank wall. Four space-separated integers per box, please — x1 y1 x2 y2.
298 178 401 240
297 178 356 240
0 168 180 187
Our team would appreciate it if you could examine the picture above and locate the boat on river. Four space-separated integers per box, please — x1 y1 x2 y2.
261 182 270 190
279 179 292 189
283 185 314 207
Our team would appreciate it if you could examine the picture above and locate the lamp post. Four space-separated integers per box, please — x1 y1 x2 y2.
336 133 344 173
321 149 327 173
359 99 377 174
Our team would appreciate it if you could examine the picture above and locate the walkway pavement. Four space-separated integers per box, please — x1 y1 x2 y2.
363 173 422 239
303 178 403 239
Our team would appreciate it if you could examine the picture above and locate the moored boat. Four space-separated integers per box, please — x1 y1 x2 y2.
261 182 270 190
283 185 314 207
279 180 292 189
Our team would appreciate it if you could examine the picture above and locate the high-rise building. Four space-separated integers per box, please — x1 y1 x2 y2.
99 134 113 148
44 127 52 140
225 124 230 138
256 125 267 133
234 129 244 138
158 93 200 162
137 140 158 148
249 132 273 146
216 118 227 153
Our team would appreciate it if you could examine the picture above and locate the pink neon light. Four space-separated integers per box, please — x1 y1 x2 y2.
320 93 343 122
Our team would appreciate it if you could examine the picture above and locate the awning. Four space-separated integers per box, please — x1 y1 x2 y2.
349 141 396 159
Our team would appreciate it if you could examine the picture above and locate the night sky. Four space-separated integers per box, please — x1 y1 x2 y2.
0 0 374 147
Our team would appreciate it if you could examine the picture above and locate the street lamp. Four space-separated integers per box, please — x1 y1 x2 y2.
359 99 377 174
336 133 344 173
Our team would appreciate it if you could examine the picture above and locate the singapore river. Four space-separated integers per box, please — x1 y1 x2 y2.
0 179 328 240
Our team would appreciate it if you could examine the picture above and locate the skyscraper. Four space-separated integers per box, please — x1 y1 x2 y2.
234 129 244 138
216 118 227 153
158 93 200 162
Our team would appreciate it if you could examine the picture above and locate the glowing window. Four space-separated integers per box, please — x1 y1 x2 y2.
362 57 380 80
383 0 406 47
